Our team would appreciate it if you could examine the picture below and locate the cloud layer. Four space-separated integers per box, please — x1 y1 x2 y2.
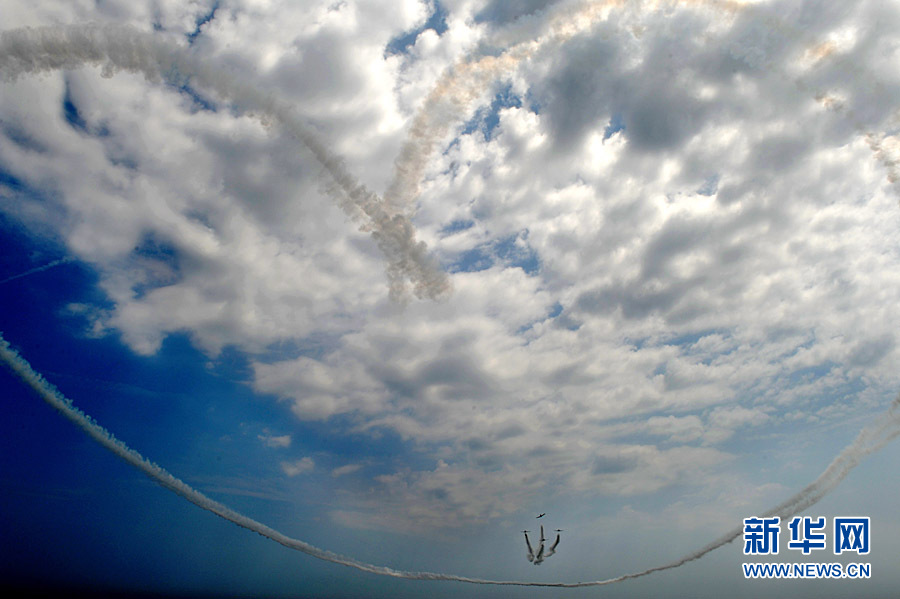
2 0 900 542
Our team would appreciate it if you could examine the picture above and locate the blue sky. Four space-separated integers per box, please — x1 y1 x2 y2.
2 1 900 597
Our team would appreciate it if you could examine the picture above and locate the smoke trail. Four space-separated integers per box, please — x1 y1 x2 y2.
3 0 900 590
383 0 627 213
0 257 73 285
385 0 900 214
866 132 900 193
725 2 900 198
588 392 900 585
0 2 886 299
3 332 899 588
382 0 752 213
0 24 450 302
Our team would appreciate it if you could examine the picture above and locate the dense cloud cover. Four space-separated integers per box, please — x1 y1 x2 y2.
2 0 900 577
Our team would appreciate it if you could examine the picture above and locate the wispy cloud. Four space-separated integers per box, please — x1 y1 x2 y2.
331 463 362 478
280 457 315 477
258 433 291 449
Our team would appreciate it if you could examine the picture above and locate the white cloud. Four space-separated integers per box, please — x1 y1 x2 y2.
280 457 315 477
3 0 900 533
331 464 363 478
259 433 292 449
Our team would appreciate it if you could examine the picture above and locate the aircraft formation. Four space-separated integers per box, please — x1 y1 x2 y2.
523 514 561 565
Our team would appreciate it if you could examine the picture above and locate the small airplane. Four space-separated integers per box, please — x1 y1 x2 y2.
536 513 546 519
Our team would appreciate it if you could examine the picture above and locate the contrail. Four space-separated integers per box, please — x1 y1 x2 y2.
2 332 899 588
0 257 73 285
0 24 450 302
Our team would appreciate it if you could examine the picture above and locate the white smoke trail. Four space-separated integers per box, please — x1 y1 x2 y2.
0 24 450 302
0 257 73 285
1 2 887 299
589 393 900 585
3 0 900 589
383 0 627 213
725 2 900 198
3 332 899 588
382 0 752 213
386 0 900 214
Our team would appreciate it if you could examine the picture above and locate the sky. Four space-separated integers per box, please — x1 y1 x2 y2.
2 0 900 597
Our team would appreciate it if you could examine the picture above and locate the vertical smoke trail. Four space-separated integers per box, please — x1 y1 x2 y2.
0 25 450 301
2 331 898 588
0 257 73 285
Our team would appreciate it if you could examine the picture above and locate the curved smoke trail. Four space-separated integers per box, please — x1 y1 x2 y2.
385 0 899 212
3 0 900 590
2 333 899 588
382 0 750 213
384 0 630 213
0 24 450 302
1 2 892 300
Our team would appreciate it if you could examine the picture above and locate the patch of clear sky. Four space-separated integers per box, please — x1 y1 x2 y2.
187 1 220 45
384 0 449 56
